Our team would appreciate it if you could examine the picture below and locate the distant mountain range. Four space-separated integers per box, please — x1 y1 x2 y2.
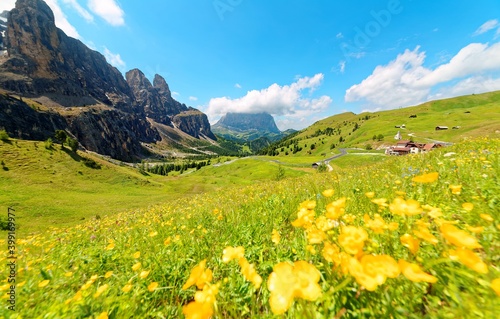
0 0 219 161
212 112 296 143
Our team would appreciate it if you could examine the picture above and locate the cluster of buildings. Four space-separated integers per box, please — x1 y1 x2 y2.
385 140 442 155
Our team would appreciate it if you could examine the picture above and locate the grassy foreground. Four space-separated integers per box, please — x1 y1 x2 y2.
1 138 499 318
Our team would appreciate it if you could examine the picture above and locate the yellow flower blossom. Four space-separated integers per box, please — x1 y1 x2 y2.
322 241 341 266
364 214 388 234
412 172 439 183
182 259 213 290
183 301 213 319
148 282 159 292
467 226 484 234
104 271 113 278
93 284 108 298
306 226 327 244
491 278 500 296
400 234 420 255
96 312 108 319
105 243 115 250
133 251 141 259
399 260 437 283
164 237 172 246
461 203 474 211
480 214 493 222
271 229 281 245
347 254 400 291
139 270 150 279
64 271 73 277
315 215 338 231
390 197 423 216
449 185 462 195
371 198 389 207
267 261 322 315
38 280 50 288
413 226 438 245
293 200 317 224
365 192 375 198
122 283 132 293
322 189 335 197
239 258 262 289
325 197 346 220
149 231 158 237
450 248 488 274
132 262 142 271
222 246 245 263
338 226 368 255
440 224 482 249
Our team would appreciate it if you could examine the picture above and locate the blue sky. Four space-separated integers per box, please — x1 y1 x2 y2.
2 0 500 130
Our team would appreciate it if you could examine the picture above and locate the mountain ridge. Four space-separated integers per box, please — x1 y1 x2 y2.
0 0 218 161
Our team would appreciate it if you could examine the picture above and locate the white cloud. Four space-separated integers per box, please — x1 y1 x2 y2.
336 32 344 39
474 19 499 36
339 61 346 73
430 76 500 100
207 74 332 124
345 42 500 109
172 91 180 97
62 0 93 22
234 83 242 89
44 0 81 39
189 96 198 101
88 0 124 26
103 47 125 70
0 0 15 12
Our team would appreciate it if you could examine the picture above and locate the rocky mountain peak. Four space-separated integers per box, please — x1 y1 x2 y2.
153 74 171 97
126 68 153 91
214 112 281 133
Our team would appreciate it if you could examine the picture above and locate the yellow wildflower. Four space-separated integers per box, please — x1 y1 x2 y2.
491 278 500 297
364 214 386 234
267 261 322 315
480 214 493 222
347 254 400 291
222 246 245 263
164 237 171 246
292 201 316 228
271 229 281 245
399 260 437 283
148 282 159 292
139 270 150 279
96 312 108 319
412 172 439 183
122 283 132 293
64 271 73 277
133 251 141 259
322 189 335 197
182 259 213 290
461 203 474 211
440 224 482 249
449 185 462 195
104 271 113 278
315 215 337 231
338 226 368 255
371 198 389 207
413 226 438 245
183 301 213 319
390 197 423 216
93 284 108 298
38 280 50 288
132 262 142 271
239 258 262 289
467 226 484 234
450 248 488 274
322 241 341 266
400 234 420 255
306 226 327 244
365 192 375 198
105 243 115 250
325 197 346 220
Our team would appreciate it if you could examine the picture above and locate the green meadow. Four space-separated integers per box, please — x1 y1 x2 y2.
0 137 498 318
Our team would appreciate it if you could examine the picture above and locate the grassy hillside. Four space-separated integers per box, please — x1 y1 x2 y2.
261 91 500 158
1 138 498 318
0 139 308 234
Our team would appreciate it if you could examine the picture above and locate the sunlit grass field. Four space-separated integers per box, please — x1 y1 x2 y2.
1 137 498 318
